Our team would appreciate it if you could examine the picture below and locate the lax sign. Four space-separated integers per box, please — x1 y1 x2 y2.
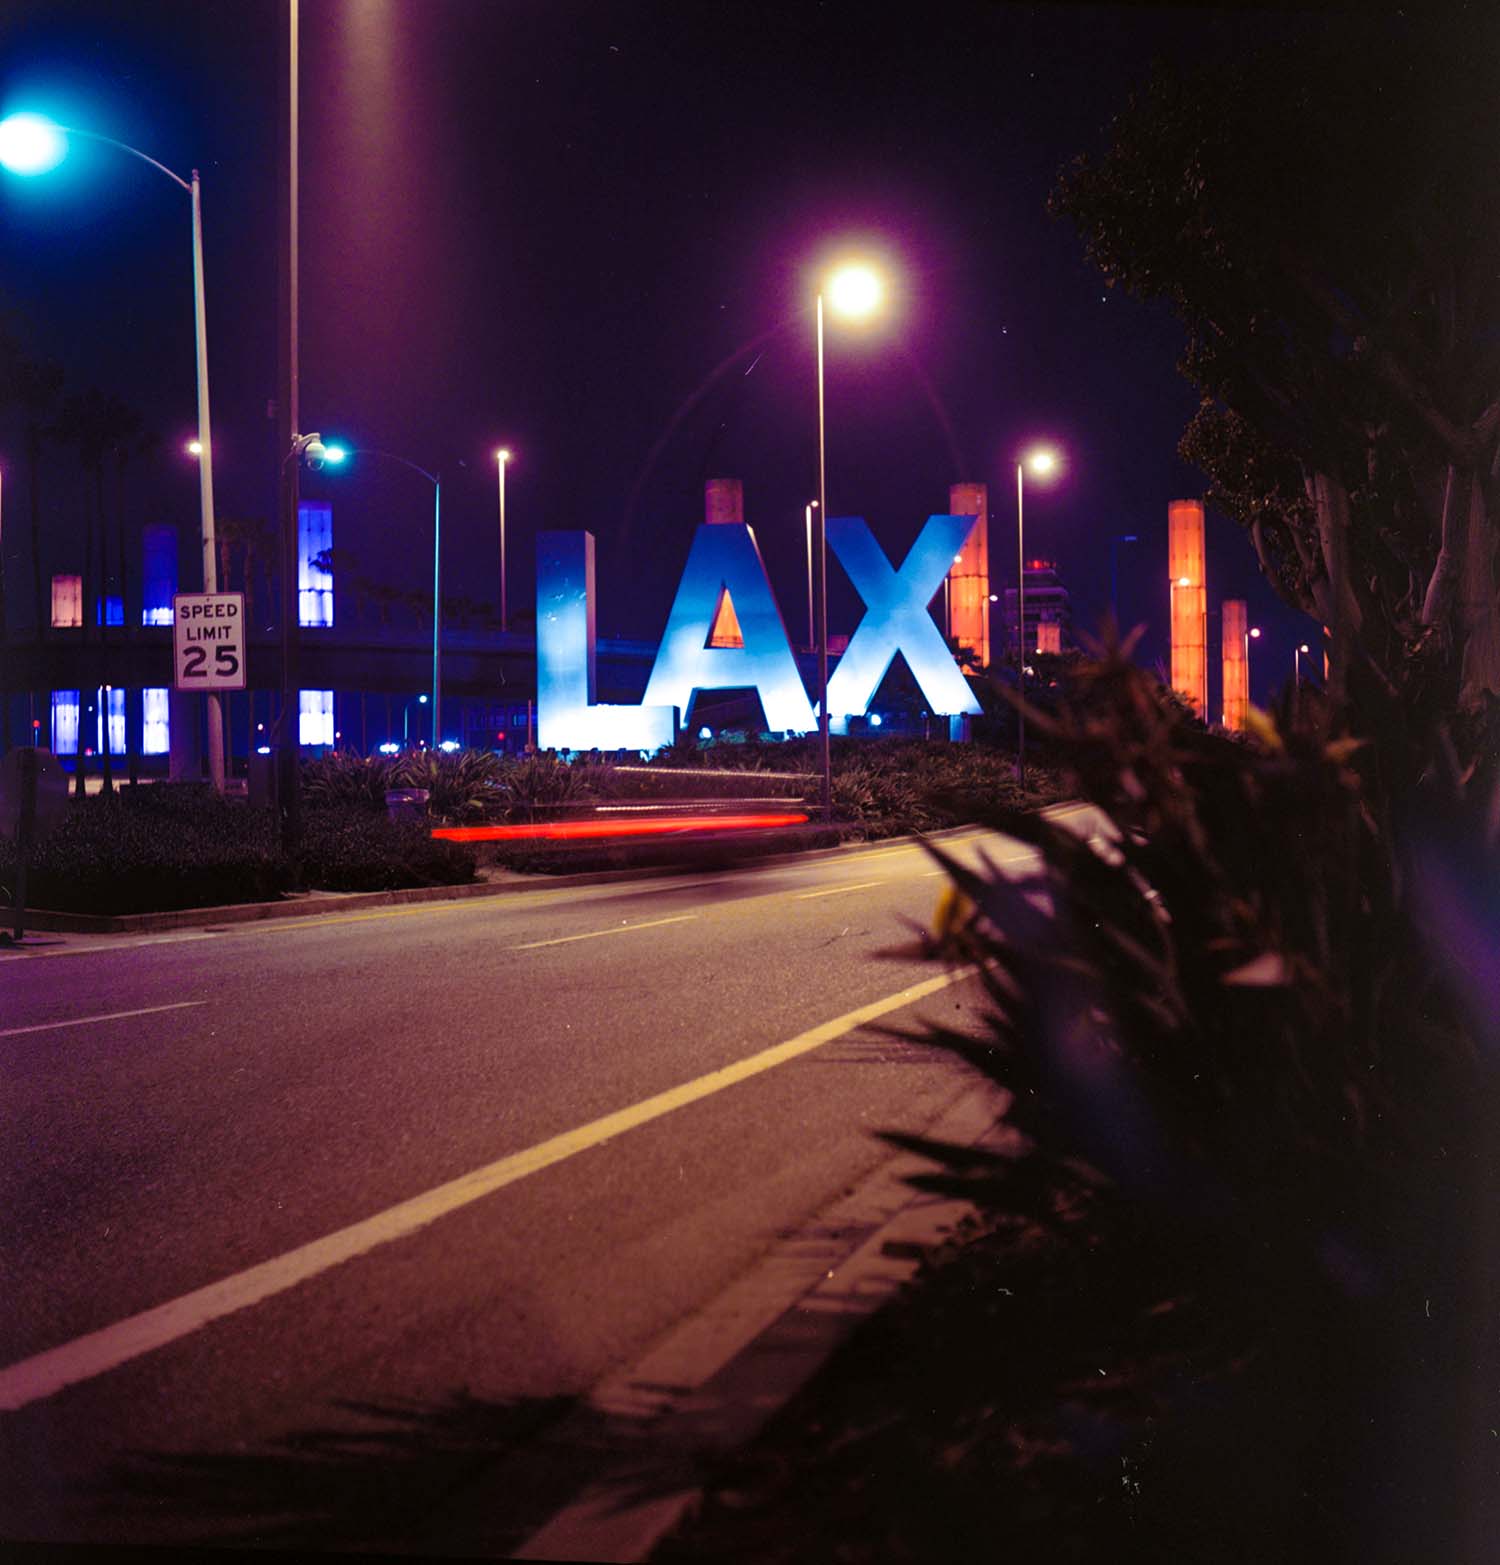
537 515 981 751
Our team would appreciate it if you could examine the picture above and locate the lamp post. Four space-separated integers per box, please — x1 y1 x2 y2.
333 447 440 747
815 261 882 821
495 448 512 632
1015 448 1059 786
1 112 224 789
1295 642 1311 683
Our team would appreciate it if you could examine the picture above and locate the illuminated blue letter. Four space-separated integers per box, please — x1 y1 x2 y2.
536 531 674 751
825 514 981 718
642 524 816 734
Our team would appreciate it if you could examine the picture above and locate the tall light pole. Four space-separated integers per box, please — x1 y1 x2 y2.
0 112 224 789
495 448 512 633
815 261 883 822
1015 448 1058 786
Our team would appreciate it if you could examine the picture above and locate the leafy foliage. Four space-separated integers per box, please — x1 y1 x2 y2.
885 650 1494 1556
1050 21 1500 735
388 748 508 822
6 785 289 914
302 750 398 811
298 809 475 892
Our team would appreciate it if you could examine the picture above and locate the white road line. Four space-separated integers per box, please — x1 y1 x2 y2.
508 914 698 950
0 1000 207 1040
0 963 979 1413
794 879 886 901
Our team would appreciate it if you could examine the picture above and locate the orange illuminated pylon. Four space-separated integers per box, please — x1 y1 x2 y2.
946 482 990 667
1168 500 1207 714
1221 598 1249 730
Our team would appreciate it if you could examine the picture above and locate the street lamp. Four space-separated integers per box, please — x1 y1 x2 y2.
331 447 441 747
1 111 224 789
495 448 512 632
1015 447 1060 786
1295 642 1311 683
815 260 883 821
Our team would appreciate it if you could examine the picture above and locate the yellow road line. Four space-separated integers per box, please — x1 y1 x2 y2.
0 963 978 1413
509 914 698 950
794 879 887 901
0 1000 207 1040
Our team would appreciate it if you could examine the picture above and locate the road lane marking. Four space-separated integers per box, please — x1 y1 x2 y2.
0 1001 207 1040
509 914 698 950
0 963 979 1412
794 879 886 901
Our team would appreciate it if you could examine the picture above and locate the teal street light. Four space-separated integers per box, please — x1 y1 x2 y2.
1 111 225 789
1015 447 1060 786
814 259 885 821
325 447 440 747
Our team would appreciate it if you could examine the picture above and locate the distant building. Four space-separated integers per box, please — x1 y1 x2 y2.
1002 559 1072 656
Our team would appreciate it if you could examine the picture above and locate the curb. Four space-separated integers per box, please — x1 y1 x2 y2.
410 1072 1010 1563
10 820 1026 937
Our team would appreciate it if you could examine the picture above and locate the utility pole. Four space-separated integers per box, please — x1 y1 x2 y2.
275 0 303 853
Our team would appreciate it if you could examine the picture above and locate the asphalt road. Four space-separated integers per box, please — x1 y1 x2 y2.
0 812 1097 1550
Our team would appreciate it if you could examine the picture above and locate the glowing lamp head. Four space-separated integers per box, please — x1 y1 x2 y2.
1177 576 1192 588
0 113 68 176
1026 449 1058 478
185 440 203 457
496 448 512 465
826 263 882 320
322 444 347 464
1299 643 1310 654
1249 627 1262 639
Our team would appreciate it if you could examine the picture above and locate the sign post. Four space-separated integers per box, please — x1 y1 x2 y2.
0 747 69 944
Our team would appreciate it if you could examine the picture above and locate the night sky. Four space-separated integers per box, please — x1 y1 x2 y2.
2 1 1351 705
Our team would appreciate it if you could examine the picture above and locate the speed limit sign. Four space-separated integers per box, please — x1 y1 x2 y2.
173 591 247 691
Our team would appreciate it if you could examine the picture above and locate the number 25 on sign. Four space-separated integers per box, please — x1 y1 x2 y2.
173 591 247 691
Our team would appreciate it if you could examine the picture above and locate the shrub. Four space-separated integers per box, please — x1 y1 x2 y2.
391 748 507 822
494 753 596 818
298 809 476 891
302 750 397 811
890 650 1494 1558
7 787 290 914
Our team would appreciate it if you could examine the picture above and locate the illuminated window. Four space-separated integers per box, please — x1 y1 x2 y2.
51 690 80 754
51 575 82 628
299 501 334 627
299 689 334 747
95 687 125 755
97 594 124 627
141 525 177 625
143 688 170 755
